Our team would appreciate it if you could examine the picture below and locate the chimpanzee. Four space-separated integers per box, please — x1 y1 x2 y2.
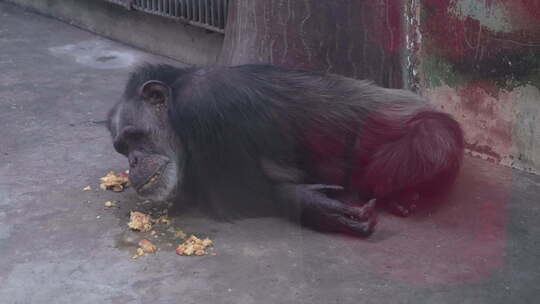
106 63 464 237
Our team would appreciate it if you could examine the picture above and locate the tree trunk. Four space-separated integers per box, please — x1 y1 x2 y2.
219 0 405 88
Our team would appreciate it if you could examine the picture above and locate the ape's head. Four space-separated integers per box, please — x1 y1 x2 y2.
107 66 184 202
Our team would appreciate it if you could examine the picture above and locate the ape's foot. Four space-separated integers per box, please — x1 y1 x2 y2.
385 193 419 217
278 183 377 237
335 199 377 236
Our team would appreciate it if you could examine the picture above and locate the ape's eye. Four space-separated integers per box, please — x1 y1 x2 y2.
122 127 144 140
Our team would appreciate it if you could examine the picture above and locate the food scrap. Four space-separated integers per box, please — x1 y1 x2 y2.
104 201 116 208
100 171 129 192
125 210 214 259
132 240 158 259
174 230 187 239
139 239 158 253
127 211 153 232
156 216 171 225
82 186 92 191
176 235 214 256
132 248 146 259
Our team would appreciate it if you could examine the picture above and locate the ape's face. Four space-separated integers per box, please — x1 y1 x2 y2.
107 81 182 202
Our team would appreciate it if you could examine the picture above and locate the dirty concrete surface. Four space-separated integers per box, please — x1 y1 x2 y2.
1 2 539 304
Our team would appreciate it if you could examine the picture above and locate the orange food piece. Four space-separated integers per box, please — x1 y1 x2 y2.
127 211 153 232
100 171 129 192
138 239 158 253
176 235 214 256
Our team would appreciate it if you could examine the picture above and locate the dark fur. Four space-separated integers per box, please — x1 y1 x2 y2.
108 63 464 236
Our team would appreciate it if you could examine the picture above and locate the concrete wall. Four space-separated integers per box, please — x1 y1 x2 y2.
407 0 540 174
3 0 224 65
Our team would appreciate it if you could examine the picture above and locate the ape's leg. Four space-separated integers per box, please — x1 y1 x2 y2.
275 184 377 237
360 111 463 218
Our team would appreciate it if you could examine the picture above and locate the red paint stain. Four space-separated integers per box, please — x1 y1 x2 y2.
422 0 483 61
516 0 540 22
421 0 540 64
456 81 513 150
458 82 497 117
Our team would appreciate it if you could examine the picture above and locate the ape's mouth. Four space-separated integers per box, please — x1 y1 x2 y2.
136 163 169 193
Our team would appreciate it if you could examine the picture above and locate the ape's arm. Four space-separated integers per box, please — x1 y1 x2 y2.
277 184 377 236
262 159 377 237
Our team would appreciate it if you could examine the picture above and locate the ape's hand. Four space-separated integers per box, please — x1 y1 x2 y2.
276 183 377 237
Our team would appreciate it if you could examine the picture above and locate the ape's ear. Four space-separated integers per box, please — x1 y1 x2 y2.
140 80 170 105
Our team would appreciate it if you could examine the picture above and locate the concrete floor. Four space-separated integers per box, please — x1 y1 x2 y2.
1 2 539 303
